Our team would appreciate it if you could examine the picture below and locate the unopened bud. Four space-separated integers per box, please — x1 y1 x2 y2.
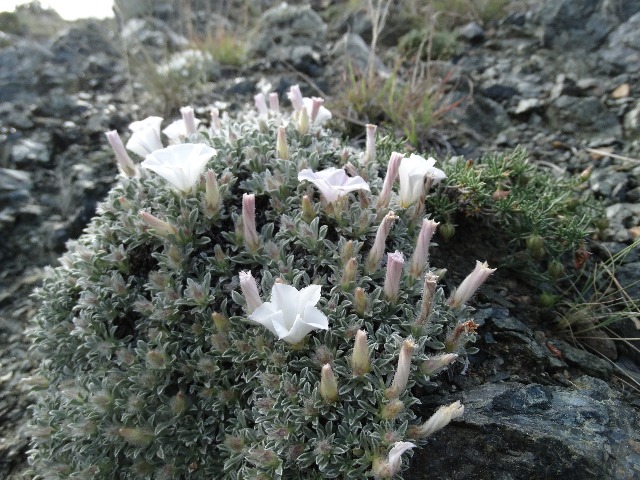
204 169 220 217
407 401 464 439
341 240 355 263
364 124 377 164
383 251 405 302
268 92 280 112
381 399 405 420
105 130 137 177
386 339 416 399
320 364 339 403
170 391 188 416
180 106 198 136
341 258 358 290
254 93 268 116
420 353 458 376
139 211 178 238
118 427 155 446
439 223 455 242
526 233 545 259
242 193 260 253
301 194 315 223
354 287 368 316
415 272 438 327
366 211 397 273
276 126 290 160
547 260 564 279
297 106 310 134
351 330 370 376
409 219 439 278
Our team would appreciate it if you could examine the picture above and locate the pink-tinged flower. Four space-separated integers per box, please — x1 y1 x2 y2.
421 353 458 376
364 124 377 164
351 330 370 376
254 93 268 116
384 251 405 301
302 96 332 125
105 130 137 177
242 193 259 252
276 126 290 160
407 401 464 439
180 106 198 136
162 113 202 144
376 152 403 209
298 167 370 204
409 219 439 278
139 210 177 238
398 154 446 208
386 339 416 398
320 364 339 403
249 283 329 344
372 442 416 479
239 271 262 313
141 143 216 193
127 116 163 157
268 92 280 111
366 211 397 273
210 108 221 134
447 260 496 308
287 84 304 111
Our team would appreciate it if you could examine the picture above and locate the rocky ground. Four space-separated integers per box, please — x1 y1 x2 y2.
1 0 639 478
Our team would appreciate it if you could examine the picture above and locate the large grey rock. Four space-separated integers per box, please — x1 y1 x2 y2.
547 95 621 138
407 377 640 479
0 39 52 102
331 33 390 78
600 12 640 73
0 168 32 207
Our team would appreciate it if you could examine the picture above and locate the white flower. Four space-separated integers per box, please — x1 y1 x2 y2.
408 401 464 439
163 116 202 144
287 85 332 125
398 154 446 208
373 441 416 479
141 143 216 193
126 116 164 157
249 283 329 344
298 167 370 204
447 260 496 308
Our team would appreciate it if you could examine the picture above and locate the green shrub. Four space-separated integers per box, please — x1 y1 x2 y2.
28 89 490 478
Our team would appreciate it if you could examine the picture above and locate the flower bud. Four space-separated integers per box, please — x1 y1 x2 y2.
386 339 416 399
180 106 198 136
341 240 355 263
204 169 220 217
268 92 280 111
297 106 310 134
211 312 229 332
170 391 188 416
381 399 405 420
409 219 439 278
239 271 262 313
210 108 221 134
242 193 260 253
547 260 564 279
288 84 303 112
383 251 404 302
276 126 290 160
526 233 545 258
420 353 458 376
376 152 403 209
309 97 324 122
447 261 495 309
354 287 368 316
118 427 155 446
105 130 137 177
366 211 397 273
301 194 315 223
341 257 358 290
254 93 268 116
320 364 339 403
372 442 416 479
415 272 438 327
350 330 370 376
139 210 178 238
407 401 464 439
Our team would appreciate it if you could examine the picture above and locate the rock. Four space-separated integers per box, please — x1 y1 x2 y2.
445 93 510 137
407 377 640 479
482 84 519 102
547 95 621 138
10 133 52 166
0 168 32 206
624 100 640 138
512 97 545 115
248 3 327 64
457 22 485 44
548 340 613 380
590 169 629 200
0 38 52 102
331 33 390 78
599 12 640 73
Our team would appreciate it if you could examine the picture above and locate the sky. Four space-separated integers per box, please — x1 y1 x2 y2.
1 0 114 21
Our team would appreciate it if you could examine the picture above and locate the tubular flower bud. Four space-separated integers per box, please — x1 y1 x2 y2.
301 194 315 223
118 427 155 446
415 272 438 327
139 210 177 238
239 271 263 314
288 84 304 111
341 240 355 263
383 251 405 302
350 330 370 376
297 106 310 134
105 130 137 177
242 193 260 253
276 126 290 160
409 219 439 278
341 257 358 290
180 106 198 136
320 364 339 403
210 108 221 134
254 93 268 116
372 442 416 479
386 339 416 399
376 152 403 209
421 353 458 376
366 211 397 273
268 92 280 111
354 287 368 316
381 399 405 420
212 312 230 332
364 124 377 164
204 169 220 216
447 261 496 309
407 401 464 439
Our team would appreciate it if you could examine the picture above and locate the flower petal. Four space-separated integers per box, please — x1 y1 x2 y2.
249 302 280 337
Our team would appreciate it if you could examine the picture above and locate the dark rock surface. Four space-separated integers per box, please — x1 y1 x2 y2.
1 0 639 478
